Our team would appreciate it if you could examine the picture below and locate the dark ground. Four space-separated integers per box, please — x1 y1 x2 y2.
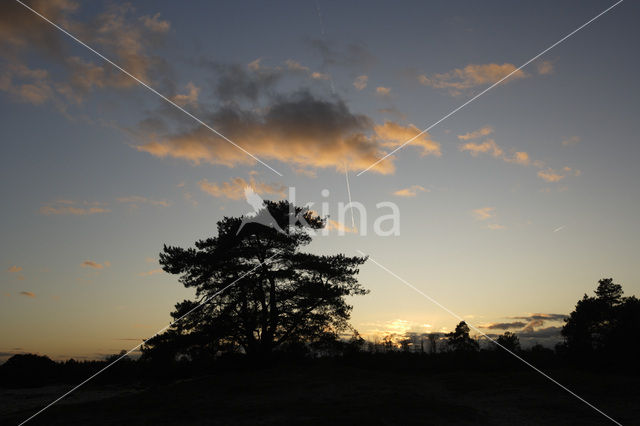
2 362 638 425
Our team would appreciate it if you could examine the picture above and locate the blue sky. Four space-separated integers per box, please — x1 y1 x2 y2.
1 0 639 359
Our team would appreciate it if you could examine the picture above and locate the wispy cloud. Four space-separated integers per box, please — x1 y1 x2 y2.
562 136 580 147
487 223 506 230
138 268 162 277
19 291 35 298
418 63 527 96
116 196 171 208
82 260 110 269
353 75 368 90
376 86 391 95
7 265 22 273
40 200 110 216
393 185 428 198
139 12 170 33
199 175 286 200
457 126 494 141
472 207 495 221
172 82 199 107
536 60 554 75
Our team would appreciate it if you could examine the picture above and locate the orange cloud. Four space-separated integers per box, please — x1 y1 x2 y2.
199 176 286 200
537 168 565 182
8 265 22 273
353 75 368 90
136 92 436 174
82 260 110 269
139 12 170 33
562 136 580 147
138 268 163 277
0 1 171 105
419 63 527 96
172 82 199 107
374 121 441 157
472 207 495 221
376 86 391 95
458 126 494 140
40 200 110 216
536 60 554 75
487 223 506 230
116 196 170 207
19 291 35 298
459 138 504 158
393 185 428 197
311 72 330 80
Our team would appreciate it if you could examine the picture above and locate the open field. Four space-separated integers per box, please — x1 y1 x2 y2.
3 362 638 425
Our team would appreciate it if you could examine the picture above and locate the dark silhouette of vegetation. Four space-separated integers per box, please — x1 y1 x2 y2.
561 278 640 366
141 200 368 362
495 331 521 352
445 321 479 352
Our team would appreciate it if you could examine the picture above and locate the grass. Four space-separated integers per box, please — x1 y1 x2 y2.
3 360 638 425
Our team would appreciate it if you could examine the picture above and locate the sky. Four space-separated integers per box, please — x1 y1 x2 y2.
1 0 639 360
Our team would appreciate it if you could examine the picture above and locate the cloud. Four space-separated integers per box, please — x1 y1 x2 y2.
353 75 368 90
139 13 170 33
376 86 391 95
459 128 579 182
393 185 428 197
457 126 494 140
19 291 35 298
487 223 506 230
82 260 110 269
503 151 530 166
459 138 504 158
310 71 330 80
199 175 286 200
418 63 526 96
562 136 580 147
116 196 170 207
172 82 199 107
7 265 22 273
537 168 565 182
325 219 357 234
138 268 162 277
0 1 171 105
480 321 527 330
374 121 441 157
536 60 554 75
472 207 495 221
136 91 437 174
40 200 110 216
284 59 309 72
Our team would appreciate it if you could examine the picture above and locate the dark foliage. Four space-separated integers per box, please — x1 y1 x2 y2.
140 200 368 362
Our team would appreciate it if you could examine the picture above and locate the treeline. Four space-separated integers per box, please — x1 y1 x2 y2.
1 278 638 388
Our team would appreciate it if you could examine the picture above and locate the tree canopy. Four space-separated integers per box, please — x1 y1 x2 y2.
561 278 640 364
445 321 479 353
141 200 368 361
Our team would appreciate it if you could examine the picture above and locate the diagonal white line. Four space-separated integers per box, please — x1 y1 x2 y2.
358 250 622 426
18 252 281 425
14 0 283 177
344 162 356 228
357 0 624 176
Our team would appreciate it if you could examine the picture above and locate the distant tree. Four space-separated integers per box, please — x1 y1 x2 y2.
445 321 479 352
427 333 439 354
382 334 395 352
141 200 368 361
495 331 520 352
562 278 640 364
594 278 623 307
